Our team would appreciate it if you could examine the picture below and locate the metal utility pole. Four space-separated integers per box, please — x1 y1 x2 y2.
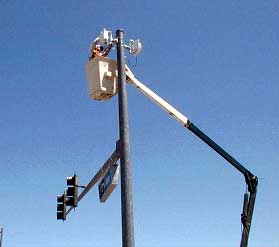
116 29 135 247
0 228 3 247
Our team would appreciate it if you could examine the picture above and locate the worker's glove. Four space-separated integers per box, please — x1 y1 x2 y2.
93 37 100 43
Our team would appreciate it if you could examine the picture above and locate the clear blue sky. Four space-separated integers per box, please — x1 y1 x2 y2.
0 1 278 246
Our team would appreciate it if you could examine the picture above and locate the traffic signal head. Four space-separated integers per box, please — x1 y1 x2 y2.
57 193 66 220
66 175 78 207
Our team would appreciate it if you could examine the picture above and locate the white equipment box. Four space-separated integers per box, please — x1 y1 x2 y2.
85 56 118 101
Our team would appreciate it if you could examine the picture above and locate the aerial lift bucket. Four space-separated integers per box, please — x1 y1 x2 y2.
85 56 118 101
85 56 135 101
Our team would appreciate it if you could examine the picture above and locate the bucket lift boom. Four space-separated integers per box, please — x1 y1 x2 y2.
125 67 258 247
85 57 258 247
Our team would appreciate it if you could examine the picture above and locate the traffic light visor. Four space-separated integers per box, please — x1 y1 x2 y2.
57 204 65 212
66 197 75 206
57 212 66 220
67 175 78 186
57 194 66 203
66 187 76 197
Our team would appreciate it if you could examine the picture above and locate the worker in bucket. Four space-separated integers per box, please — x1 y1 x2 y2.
89 37 113 60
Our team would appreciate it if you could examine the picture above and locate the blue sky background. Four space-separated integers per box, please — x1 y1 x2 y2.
0 1 278 246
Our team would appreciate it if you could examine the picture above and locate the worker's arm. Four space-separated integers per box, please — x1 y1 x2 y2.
102 43 113 57
89 37 100 58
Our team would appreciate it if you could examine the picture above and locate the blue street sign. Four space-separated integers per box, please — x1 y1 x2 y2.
98 164 120 202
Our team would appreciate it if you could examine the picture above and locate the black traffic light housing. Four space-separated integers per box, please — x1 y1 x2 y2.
66 175 78 207
57 193 66 220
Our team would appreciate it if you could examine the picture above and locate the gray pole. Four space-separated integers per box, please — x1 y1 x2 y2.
0 228 3 247
116 29 135 247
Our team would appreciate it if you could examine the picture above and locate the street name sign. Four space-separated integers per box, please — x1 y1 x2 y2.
98 164 120 202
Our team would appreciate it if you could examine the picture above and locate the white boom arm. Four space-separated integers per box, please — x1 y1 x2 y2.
125 66 190 127
125 65 257 247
